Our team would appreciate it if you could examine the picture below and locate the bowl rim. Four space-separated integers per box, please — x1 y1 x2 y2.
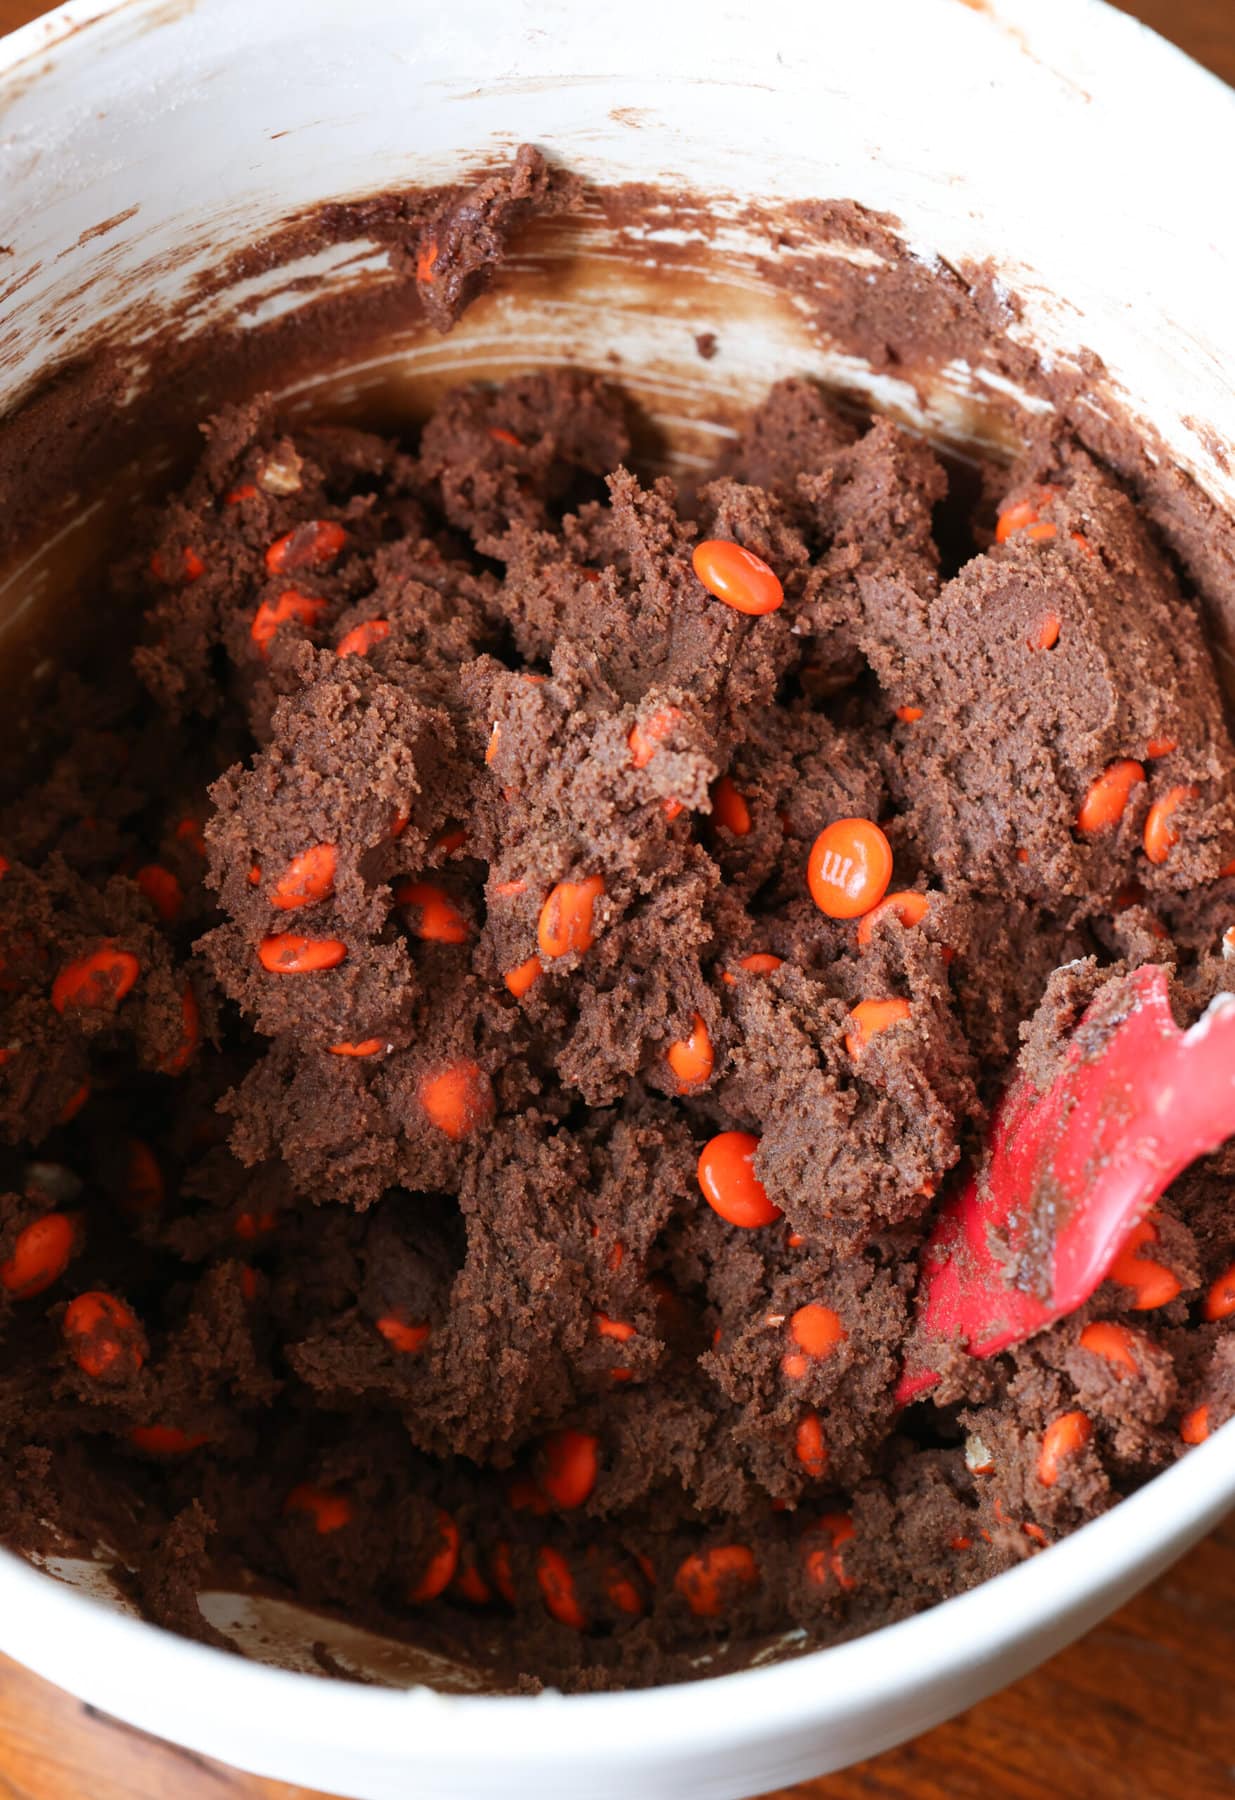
0 1426 1232 1752
1 0 1234 1764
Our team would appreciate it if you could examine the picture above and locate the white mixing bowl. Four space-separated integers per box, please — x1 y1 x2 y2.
2 1 1235 1794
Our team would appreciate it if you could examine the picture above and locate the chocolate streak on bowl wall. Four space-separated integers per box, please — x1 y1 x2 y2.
3 147 1235 773
607 189 1235 691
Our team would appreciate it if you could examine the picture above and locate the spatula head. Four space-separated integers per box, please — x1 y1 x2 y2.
898 964 1235 1403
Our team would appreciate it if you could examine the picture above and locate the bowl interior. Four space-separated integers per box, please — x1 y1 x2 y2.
2 0 1235 1739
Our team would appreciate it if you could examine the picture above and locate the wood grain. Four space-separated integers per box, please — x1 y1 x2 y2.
1116 0 1235 85
0 0 1233 1795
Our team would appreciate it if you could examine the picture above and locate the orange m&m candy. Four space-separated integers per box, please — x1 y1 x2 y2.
57 1083 90 1124
394 881 471 944
691 540 783 615
601 1556 646 1617
844 998 912 1059
720 952 782 985
802 1512 856 1592
788 1303 847 1362
419 1061 493 1140
808 820 892 919
271 844 337 910
416 237 439 283
504 956 542 1000
329 1038 383 1057
711 776 752 837
1108 1218 1181 1310
540 1429 599 1509
1037 1410 1092 1486
257 934 347 974
150 546 205 583
594 1312 636 1343
336 619 390 658
432 826 468 858
1203 1262 1235 1322
452 1554 494 1606
1143 785 1197 865
996 498 1041 543
667 1013 714 1091
697 1131 781 1228
855 889 929 951
628 706 680 769
284 1484 354 1535
52 944 140 1014
160 983 201 1076
489 1543 517 1606
234 1208 278 1242
129 1424 209 1456
1180 1406 1210 1446
264 520 346 575
538 875 604 960
408 1510 459 1603
537 1547 587 1630
1 1212 75 1298
376 1314 431 1354
1030 612 1061 651
995 486 1058 544
250 589 327 658
1078 1321 1140 1377
63 1291 144 1381
674 1544 759 1617
1076 760 1145 834
795 1412 828 1479
135 864 184 923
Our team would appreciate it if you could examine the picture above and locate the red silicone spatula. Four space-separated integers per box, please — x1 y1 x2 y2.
897 963 1235 1404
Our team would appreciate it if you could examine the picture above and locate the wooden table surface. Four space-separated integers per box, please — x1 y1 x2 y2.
1 1 1233 1795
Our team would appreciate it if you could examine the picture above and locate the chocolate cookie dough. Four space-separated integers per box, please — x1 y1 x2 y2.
2 171 1235 1694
